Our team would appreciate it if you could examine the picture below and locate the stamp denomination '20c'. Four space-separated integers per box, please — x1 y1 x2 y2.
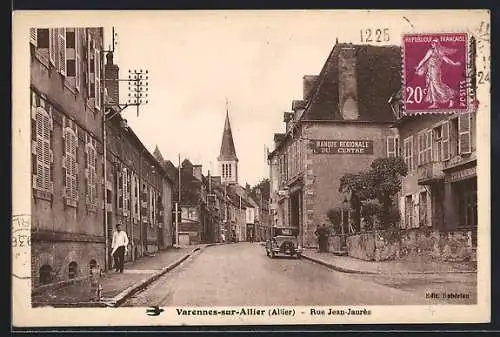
403 33 470 114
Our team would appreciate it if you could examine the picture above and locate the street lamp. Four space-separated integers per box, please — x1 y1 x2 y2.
341 196 348 251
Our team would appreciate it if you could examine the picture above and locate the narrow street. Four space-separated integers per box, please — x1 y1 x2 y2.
123 242 475 307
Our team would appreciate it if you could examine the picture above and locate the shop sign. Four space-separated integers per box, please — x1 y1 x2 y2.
445 166 476 183
311 139 374 154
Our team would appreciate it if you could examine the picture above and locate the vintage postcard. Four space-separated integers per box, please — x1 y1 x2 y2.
12 9 490 327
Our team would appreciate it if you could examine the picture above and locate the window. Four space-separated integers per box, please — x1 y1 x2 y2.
39 265 53 285
419 191 429 227
68 261 78 279
458 113 472 154
32 99 53 193
88 33 95 99
85 136 97 207
35 28 49 49
418 130 432 165
89 260 97 275
404 195 414 228
403 136 414 170
66 28 81 90
94 48 101 109
63 119 78 203
386 136 400 158
441 121 450 160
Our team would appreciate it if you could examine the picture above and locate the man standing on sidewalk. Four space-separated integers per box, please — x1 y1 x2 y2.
111 223 129 273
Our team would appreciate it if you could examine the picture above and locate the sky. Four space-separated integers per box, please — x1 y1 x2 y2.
93 10 485 186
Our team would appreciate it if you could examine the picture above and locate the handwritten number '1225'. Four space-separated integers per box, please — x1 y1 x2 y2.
360 28 390 43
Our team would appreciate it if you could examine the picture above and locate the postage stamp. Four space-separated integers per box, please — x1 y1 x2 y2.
12 10 490 328
402 32 471 114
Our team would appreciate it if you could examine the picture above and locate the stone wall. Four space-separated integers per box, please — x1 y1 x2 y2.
32 240 105 288
329 228 474 262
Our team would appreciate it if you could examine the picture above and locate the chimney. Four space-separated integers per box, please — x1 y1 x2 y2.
105 52 120 105
338 46 359 120
192 165 203 181
303 75 318 101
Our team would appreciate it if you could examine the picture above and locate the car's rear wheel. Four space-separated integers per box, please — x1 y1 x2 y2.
296 253 301 259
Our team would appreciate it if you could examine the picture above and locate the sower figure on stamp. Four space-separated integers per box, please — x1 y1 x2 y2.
111 223 129 273
414 38 461 108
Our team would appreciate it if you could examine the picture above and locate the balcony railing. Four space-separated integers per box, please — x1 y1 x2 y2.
417 161 445 185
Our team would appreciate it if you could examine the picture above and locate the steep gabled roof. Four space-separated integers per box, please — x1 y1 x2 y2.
303 43 401 122
153 145 164 163
218 111 238 162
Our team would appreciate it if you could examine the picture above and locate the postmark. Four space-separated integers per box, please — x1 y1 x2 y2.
12 214 31 280
402 32 472 114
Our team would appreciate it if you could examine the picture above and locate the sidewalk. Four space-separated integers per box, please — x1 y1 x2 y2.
32 245 207 307
302 249 477 275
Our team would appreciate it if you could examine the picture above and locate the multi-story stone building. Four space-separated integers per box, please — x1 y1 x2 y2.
30 27 107 287
30 27 173 288
268 42 401 248
389 90 478 260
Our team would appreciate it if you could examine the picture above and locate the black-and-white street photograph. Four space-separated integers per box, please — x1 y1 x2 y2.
13 10 490 326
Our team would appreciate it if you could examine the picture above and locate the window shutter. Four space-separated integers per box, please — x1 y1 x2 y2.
386 136 395 158
88 35 95 98
123 168 128 216
409 136 415 171
58 28 67 76
49 29 56 65
426 130 432 163
441 121 450 161
94 49 101 109
30 28 37 45
75 29 81 90
417 133 423 165
458 113 472 154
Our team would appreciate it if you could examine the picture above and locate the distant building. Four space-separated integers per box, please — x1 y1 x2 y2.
268 42 401 248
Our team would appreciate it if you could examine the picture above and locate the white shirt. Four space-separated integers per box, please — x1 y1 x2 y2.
112 230 129 251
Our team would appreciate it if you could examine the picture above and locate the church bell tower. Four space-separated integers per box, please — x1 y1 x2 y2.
218 101 238 185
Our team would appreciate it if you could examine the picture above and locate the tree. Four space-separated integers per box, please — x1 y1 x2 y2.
338 157 408 230
249 178 270 201
326 208 342 234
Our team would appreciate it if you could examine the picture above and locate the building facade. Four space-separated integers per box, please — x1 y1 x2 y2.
30 27 107 287
390 90 478 260
268 42 402 248
30 27 173 288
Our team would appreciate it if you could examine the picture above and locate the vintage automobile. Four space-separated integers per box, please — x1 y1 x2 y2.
265 226 302 259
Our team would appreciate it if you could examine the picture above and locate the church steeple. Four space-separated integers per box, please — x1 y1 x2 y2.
153 145 164 163
218 99 238 184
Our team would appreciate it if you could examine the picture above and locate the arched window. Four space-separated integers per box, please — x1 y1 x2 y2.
228 164 232 178
39 265 53 285
68 261 78 279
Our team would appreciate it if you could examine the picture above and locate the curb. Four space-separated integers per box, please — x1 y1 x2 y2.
301 254 376 275
302 254 477 275
106 246 204 307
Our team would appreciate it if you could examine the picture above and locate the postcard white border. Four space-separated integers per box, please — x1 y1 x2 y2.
12 9 491 327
